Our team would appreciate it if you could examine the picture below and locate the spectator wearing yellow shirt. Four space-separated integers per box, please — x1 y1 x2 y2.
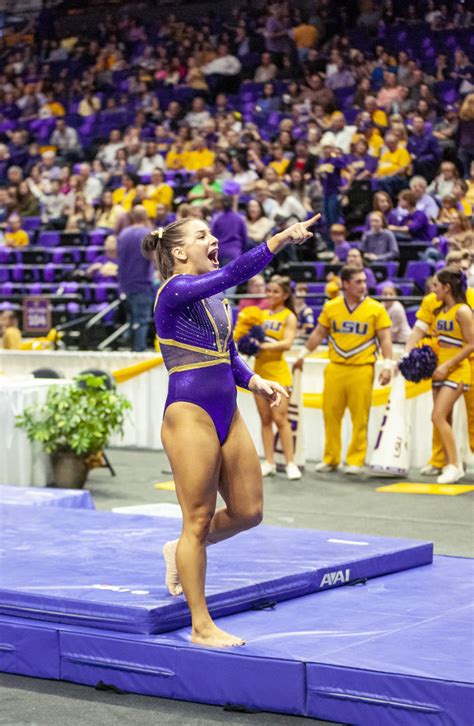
0 311 22 350
165 140 188 171
146 169 174 210
466 161 474 207
355 118 384 158
292 13 318 61
183 136 215 173
95 190 123 230
375 132 412 197
5 214 29 248
40 91 65 118
453 180 473 218
269 143 290 177
112 173 138 212
364 96 388 130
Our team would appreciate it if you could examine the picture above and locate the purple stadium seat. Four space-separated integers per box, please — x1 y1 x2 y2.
52 248 82 264
0 249 14 264
12 265 39 283
385 262 399 278
391 279 416 296
93 283 118 303
0 281 14 295
42 264 74 283
405 261 433 292
62 282 79 294
29 283 43 295
22 217 42 231
314 262 327 280
406 307 418 328
84 246 103 263
66 303 81 315
88 230 107 246
38 231 61 248
306 283 327 294
0 269 9 283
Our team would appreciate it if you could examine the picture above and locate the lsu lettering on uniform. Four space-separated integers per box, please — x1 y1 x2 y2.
253 308 293 388
433 304 471 390
416 290 474 467
318 296 391 467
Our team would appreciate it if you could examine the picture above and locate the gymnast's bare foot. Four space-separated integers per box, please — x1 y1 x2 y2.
192 622 245 647
162 539 183 596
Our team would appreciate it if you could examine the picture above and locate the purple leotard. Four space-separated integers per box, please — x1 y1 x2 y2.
154 242 274 444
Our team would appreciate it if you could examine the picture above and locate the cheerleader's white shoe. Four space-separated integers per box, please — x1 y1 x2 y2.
261 461 277 477
436 465 463 485
420 464 442 476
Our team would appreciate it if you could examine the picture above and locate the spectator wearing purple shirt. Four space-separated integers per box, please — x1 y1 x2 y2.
361 212 399 261
406 116 440 183
117 206 153 352
345 138 378 181
346 247 377 290
317 146 346 229
86 234 118 283
210 195 248 266
387 190 431 241
329 224 350 262
264 5 291 65
325 59 355 91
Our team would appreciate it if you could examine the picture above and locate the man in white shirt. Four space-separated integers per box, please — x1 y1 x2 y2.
50 118 82 161
409 176 439 221
254 52 278 83
137 142 166 175
184 97 211 130
202 44 242 76
78 163 103 205
98 129 125 169
320 112 356 154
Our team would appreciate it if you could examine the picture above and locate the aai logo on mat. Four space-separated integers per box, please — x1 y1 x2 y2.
320 569 351 587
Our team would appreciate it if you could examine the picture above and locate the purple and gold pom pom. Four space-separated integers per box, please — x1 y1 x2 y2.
399 345 438 382
248 325 265 342
237 334 261 356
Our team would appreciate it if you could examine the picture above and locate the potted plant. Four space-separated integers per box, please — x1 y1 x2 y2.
16 374 132 488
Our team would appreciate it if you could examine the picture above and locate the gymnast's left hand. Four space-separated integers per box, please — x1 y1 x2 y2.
248 375 289 408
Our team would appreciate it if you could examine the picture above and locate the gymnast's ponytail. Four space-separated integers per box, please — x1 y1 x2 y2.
141 219 193 280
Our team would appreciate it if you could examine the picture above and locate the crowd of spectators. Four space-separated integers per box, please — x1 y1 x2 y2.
0 0 473 346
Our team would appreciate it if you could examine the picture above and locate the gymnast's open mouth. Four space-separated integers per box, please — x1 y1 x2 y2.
208 247 219 266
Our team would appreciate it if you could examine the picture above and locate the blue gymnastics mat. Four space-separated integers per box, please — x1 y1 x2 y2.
0 556 472 725
0 504 432 634
0 485 94 509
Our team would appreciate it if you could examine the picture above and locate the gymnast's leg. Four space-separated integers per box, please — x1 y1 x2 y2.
208 408 263 543
161 402 244 647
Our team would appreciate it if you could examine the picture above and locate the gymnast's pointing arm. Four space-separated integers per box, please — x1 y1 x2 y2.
155 216 320 310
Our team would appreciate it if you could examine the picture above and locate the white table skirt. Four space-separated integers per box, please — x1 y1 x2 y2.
1 350 471 479
0 378 71 487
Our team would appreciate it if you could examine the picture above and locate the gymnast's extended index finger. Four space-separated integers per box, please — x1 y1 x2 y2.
302 214 321 228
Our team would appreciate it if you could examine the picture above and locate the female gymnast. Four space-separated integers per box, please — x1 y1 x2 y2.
253 275 301 480
431 268 473 484
142 214 319 647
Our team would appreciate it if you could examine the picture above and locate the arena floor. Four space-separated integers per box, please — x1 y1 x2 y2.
2 449 473 726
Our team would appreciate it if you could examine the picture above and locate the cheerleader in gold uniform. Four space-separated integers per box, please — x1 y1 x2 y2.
407 263 474 476
254 276 301 480
431 268 474 484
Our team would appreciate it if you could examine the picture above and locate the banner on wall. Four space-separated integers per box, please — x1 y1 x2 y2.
369 372 410 476
274 368 305 470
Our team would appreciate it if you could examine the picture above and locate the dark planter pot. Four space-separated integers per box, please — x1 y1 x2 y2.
51 452 88 489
